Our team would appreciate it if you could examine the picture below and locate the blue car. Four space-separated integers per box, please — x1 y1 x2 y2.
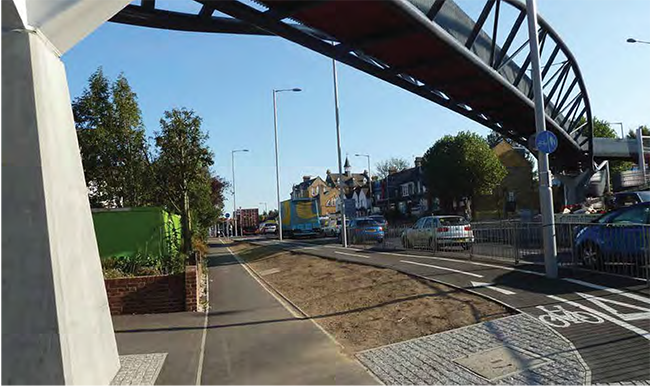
341 218 385 244
574 202 650 270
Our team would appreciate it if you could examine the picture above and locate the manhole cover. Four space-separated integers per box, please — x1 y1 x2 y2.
453 346 550 381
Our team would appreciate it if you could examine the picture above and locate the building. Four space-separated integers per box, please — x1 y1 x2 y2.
325 157 373 215
376 157 430 217
290 175 339 215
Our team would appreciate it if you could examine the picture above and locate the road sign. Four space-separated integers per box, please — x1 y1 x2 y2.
225 213 230 218
535 131 558 154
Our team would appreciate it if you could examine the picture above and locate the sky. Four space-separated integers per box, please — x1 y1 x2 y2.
62 0 650 215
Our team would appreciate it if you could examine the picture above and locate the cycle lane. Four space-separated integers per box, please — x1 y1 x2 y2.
251 239 650 383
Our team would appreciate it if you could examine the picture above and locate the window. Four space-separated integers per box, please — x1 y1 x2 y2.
409 184 414 195
507 191 516 202
401 185 409 197
414 218 426 229
610 206 650 224
423 218 433 229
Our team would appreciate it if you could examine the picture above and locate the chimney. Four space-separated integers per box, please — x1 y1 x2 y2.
388 167 398 175
415 157 423 168
303 175 311 182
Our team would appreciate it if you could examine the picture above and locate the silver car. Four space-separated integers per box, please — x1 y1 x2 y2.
401 215 474 250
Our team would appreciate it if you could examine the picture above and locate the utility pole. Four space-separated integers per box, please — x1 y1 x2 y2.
526 0 558 279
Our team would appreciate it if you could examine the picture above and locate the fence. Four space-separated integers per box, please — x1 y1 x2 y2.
343 220 650 283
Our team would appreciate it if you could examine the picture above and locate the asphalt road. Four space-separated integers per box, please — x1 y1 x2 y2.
247 236 650 384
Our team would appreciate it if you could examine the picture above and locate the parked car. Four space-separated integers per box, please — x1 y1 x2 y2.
574 202 650 269
340 218 385 244
401 215 474 250
611 191 650 210
257 222 277 234
368 214 388 229
323 220 339 237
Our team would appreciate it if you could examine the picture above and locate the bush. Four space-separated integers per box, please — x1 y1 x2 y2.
101 251 185 279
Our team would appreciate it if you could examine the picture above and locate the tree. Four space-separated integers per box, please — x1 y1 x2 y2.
486 131 514 148
626 125 650 139
422 131 507 216
73 68 150 207
375 157 410 179
153 108 214 254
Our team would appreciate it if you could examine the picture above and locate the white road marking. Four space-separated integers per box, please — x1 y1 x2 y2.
335 251 369 259
259 268 281 276
400 260 483 278
225 244 303 319
563 278 650 304
547 294 650 340
381 251 543 276
470 281 516 295
575 292 650 321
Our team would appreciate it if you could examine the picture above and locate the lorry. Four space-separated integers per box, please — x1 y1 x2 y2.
280 198 321 238
238 208 260 235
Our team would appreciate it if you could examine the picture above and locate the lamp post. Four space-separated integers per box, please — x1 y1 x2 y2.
627 38 650 45
526 0 558 279
273 88 302 241
231 149 249 237
355 153 372 214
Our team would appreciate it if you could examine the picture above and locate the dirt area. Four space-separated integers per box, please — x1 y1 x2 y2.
231 242 514 353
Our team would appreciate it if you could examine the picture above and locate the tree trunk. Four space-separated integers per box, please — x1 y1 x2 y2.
182 189 192 256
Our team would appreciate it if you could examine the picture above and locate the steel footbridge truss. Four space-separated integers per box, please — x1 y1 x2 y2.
112 0 594 174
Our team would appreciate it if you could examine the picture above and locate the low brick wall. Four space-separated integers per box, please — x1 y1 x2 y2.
105 265 198 315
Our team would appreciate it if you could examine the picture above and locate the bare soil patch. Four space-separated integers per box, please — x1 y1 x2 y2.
232 242 514 353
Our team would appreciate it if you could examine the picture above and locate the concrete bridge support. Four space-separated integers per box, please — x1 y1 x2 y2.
2 0 128 384
556 170 593 206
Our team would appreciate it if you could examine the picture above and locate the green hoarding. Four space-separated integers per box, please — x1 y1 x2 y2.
91 207 181 260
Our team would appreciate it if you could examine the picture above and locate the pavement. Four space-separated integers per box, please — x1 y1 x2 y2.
112 239 377 385
246 236 650 384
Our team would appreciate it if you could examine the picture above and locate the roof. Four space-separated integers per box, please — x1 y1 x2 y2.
385 166 423 186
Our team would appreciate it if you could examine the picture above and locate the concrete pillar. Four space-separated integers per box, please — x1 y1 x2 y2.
2 1 128 383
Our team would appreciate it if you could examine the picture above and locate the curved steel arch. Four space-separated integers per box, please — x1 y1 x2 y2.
110 0 593 173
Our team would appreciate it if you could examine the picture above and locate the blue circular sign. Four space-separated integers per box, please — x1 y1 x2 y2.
535 131 558 154
225 213 231 218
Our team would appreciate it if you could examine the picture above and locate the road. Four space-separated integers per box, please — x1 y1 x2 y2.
246 236 650 384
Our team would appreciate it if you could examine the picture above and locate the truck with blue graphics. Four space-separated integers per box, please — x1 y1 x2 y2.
280 198 321 238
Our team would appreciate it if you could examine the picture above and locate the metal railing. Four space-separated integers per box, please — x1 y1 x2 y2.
343 221 650 283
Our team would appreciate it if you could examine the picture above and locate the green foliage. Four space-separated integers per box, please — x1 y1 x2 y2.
486 131 514 148
626 125 650 139
592 117 618 139
153 108 214 253
101 252 185 278
422 131 507 212
73 68 151 208
375 157 410 179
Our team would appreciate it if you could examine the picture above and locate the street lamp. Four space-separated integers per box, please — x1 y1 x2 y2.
627 38 650 45
354 153 372 213
231 149 249 237
273 87 302 241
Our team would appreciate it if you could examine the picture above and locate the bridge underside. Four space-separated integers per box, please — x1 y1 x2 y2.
113 0 595 174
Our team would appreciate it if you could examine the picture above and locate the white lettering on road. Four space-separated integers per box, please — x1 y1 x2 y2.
470 281 517 295
334 251 369 259
400 260 483 278
381 252 543 276
547 295 650 340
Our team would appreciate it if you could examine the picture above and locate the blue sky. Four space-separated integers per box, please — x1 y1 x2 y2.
63 0 650 214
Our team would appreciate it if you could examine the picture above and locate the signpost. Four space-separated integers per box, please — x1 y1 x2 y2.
535 131 558 154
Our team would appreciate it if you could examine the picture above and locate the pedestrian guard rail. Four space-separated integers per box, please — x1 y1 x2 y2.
343 220 649 283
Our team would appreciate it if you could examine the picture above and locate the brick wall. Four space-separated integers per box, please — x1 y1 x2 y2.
185 266 198 312
105 268 198 315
